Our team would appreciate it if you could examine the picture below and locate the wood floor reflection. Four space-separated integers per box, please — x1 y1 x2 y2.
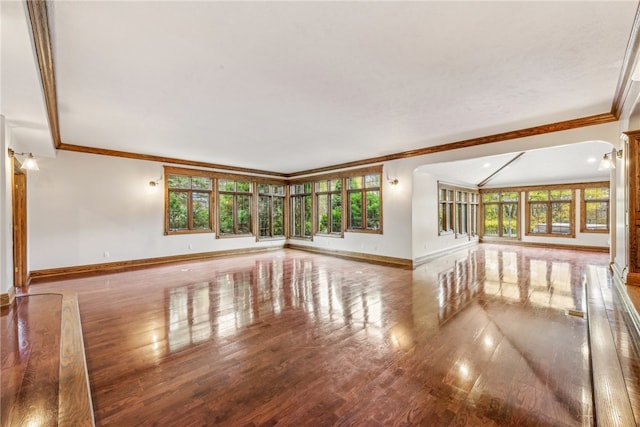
28 245 635 426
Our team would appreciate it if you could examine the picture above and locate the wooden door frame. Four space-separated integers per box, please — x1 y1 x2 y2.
12 157 27 288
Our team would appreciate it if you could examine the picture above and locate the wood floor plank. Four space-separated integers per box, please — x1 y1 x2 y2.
20 245 638 426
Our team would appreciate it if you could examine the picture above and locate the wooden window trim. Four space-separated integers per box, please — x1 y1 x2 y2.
289 183 314 241
217 181 254 238
256 184 286 241
438 182 478 237
315 178 344 237
580 186 610 234
163 166 287 238
290 165 384 237
164 170 215 235
524 189 576 238
346 173 383 234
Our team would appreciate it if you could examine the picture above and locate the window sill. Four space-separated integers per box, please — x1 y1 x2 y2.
524 233 576 238
165 229 214 236
580 229 609 234
345 229 382 235
315 233 344 238
256 236 286 242
216 233 254 239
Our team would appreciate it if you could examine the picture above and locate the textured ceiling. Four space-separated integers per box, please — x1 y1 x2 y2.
2 1 638 176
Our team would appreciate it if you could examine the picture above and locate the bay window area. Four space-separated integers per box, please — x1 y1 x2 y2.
479 182 608 241
164 165 383 240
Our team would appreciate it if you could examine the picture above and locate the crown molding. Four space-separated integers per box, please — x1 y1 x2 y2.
26 0 61 149
58 143 285 178
611 1 640 119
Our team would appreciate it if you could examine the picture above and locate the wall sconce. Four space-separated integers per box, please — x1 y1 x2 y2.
7 148 39 171
388 178 399 186
598 149 623 171
148 176 162 188
598 153 613 170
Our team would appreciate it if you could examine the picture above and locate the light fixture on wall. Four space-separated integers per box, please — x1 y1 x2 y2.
7 148 39 171
388 178 399 186
148 176 162 188
598 149 623 171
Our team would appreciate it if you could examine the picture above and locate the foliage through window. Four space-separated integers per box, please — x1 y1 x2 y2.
167 173 213 234
316 179 343 235
290 182 313 239
347 174 381 231
218 179 252 235
581 187 609 233
527 189 574 236
482 192 518 238
258 183 285 239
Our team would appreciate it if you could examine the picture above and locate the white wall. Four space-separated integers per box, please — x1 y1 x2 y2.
412 171 478 261
27 121 621 273
1 116 14 293
28 151 284 270
287 158 415 260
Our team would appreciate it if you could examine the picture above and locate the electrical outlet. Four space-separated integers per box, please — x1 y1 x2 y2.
103 251 110 258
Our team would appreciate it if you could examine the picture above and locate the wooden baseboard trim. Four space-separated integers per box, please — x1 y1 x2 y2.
613 273 640 357
585 268 636 427
17 292 95 426
413 240 479 268
285 244 413 269
0 286 16 307
479 239 609 253
29 246 284 284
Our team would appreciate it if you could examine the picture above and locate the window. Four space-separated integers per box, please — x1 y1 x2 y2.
218 179 253 236
166 172 213 234
456 191 468 236
581 186 609 233
438 186 454 234
469 193 479 237
257 183 285 239
439 183 478 237
290 182 313 239
482 192 518 238
527 189 574 236
347 173 381 232
316 178 342 235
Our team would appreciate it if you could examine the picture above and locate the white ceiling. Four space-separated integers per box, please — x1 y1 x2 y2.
2 1 638 177
416 140 613 188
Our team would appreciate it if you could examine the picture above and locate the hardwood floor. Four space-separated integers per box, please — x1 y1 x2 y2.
1 294 62 426
9 245 640 426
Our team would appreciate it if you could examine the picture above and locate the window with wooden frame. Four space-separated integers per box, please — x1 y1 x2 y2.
316 178 343 235
438 183 478 237
165 170 214 234
218 179 253 236
438 186 455 235
526 189 574 237
347 173 381 233
257 183 285 239
469 193 479 237
581 186 609 233
290 182 313 239
481 191 518 238
456 190 468 236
